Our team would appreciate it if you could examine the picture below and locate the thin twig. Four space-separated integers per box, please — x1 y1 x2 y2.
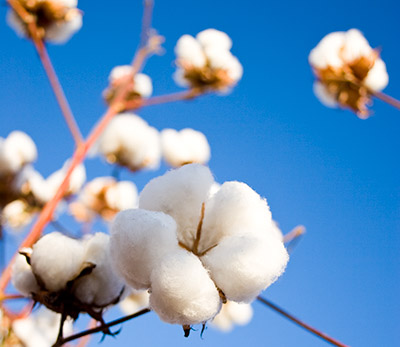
372 90 400 111
140 0 154 47
257 296 350 347
0 294 25 302
54 308 151 347
6 0 83 146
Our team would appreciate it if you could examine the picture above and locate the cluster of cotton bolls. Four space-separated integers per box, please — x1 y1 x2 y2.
96 113 211 172
7 0 82 44
12 231 125 342
103 65 153 110
69 176 138 222
174 29 243 92
309 28 389 118
110 164 288 334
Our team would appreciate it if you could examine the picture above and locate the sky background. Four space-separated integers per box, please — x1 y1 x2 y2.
1 0 400 346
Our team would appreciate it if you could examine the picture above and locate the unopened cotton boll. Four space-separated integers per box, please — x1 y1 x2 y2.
175 35 206 68
30 232 86 292
98 113 161 172
149 251 221 325
139 164 214 246
110 209 180 289
12 250 39 297
201 235 289 303
211 301 253 332
196 29 232 51
73 233 125 307
161 128 211 167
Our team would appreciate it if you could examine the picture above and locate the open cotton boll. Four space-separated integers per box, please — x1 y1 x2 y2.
109 65 132 82
110 209 180 290
341 29 372 63
308 32 345 69
211 301 253 332
197 29 232 51
3 199 33 229
312 81 338 108
105 181 138 211
134 73 153 98
161 128 211 167
30 232 86 292
201 181 273 252
139 164 214 247
364 59 389 91
45 13 82 44
175 35 206 68
12 251 39 297
98 113 161 172
120 290 150 315
73 233 125 307
202 235 289 303
149 250 221 325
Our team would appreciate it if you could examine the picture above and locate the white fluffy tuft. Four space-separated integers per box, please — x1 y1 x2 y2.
12 250 39 297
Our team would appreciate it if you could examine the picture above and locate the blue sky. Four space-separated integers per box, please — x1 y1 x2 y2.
1 0 399 346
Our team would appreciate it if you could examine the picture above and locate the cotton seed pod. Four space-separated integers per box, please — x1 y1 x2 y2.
201 234 289 303
110 209 180 290
149 250 221 325
30 232 86 292
161 128 211 168
11 250 39 297
73 233 125 307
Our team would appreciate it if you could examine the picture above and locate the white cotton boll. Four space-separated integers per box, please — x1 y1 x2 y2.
3 200 33 229
12 308 73 347
271 221 284 241
364 58 389 91
211 301 253 332
313 81 338 108
341 29 372 63
12 251 39 297
73 233 125 307
172 68 190 87
175 35 207 68
161 128 211 167
308 31 345 69
105 181 138 211
139 164 214 247
6 10 27 39
202 235 289 303
45 13 82 44
201 181 273 252
196 29 232 51
98 113 161 171
204 47 243 82
134 73 153 98
109 65 132 82
0 131 37 174
56 0 79 9
119 290 150 315
31 232 86 292
110 209 180 290
149 250 221 325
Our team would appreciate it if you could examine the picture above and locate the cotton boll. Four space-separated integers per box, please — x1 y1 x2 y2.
98 113 161 171
202 235 289 303
161 128 211 167
139 164 214 247
105 181 138 211
31 232 86 292
197 29 232 51
341 29 372 63
109 65 132 82
45 12 82 44
3 200 33 229
364 58 389 91
149 250 221 325
134 73 153 98
313 81 338 108
172 68 190 87
308 31 345 69
12 250 39 297
201 181 273 252
73 233 125 307
119 290 150 314
175 35 206 68
57 0 79 7
110 209 180 290
211 301 253 332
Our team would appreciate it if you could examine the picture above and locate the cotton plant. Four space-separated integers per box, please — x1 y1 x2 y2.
174 28 243 92
103 65 153 110
210 301 253 332
70 176 138 222
7 0 82 44
110 164 289 335
11 231 125 344
309 28 389 118
161 128 211 168
96 113 161 172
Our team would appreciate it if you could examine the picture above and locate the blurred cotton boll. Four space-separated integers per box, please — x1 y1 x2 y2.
211 301 253 332
309 28 389 118
97 113 161 172
161 128 211 167
119 290 150 315
2 199 34 229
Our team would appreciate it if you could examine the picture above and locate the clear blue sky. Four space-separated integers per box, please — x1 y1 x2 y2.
1 0 399 346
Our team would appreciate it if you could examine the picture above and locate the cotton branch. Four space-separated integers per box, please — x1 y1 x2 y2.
257 296 350 347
